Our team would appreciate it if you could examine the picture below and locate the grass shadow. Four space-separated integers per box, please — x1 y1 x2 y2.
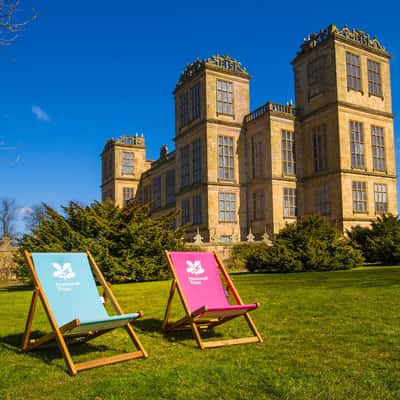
133 317 224 347
0 331 115 372
0 284 31 293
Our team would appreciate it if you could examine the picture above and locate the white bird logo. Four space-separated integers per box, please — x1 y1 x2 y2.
186 260 204 275
52 262 76 280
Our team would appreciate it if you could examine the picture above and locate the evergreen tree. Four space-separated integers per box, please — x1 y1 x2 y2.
14 200 184 282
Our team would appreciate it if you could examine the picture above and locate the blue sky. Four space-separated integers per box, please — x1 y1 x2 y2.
1 0 399 232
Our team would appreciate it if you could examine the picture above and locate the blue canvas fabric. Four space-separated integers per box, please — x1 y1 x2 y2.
31 253 139 332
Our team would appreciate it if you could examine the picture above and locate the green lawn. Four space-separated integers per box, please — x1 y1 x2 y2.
1 267 400 399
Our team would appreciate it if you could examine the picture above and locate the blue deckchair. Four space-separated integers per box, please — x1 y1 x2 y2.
22 251 147 375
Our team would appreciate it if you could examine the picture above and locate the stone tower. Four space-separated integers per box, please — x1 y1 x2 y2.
173 55 250 241
292 25 397 230
101 135 150 207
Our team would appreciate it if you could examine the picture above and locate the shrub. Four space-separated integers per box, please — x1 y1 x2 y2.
14 201 185 283
348 214 400 265
235 215 363 273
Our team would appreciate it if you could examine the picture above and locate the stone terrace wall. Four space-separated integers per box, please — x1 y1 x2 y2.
0 237 17 280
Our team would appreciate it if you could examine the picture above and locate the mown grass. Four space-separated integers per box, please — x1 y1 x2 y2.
1 266 399 399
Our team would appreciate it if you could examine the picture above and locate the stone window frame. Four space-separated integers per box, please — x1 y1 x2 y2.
374 183 387 214
152 176 162 209
251 136 263 179
180 91 189 128
218 135 235 180
143 184 151 204
367 59 382 97
192 194 202 225
282 130 296 176
121 151 134 176
181 198 190 225
252 190 265 221
216 79 234 116
371 125 385 172
218 192 236 222
350 120 365 169
180 144 190 187
313 184 330 216
191 83 201 120
346 52 362 92
165 169 176 205
283 188 297 218
352 181 368 213
122 187 134 206
307 55 326 98
312 124 327 172
192 138 202 184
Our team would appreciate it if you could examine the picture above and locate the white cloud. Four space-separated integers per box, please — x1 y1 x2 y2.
17 206 33 216
32 105 51 122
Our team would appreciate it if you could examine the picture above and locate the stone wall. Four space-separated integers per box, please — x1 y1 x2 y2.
0 237 17 280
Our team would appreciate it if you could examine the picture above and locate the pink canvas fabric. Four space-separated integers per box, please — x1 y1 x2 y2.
169 252 257 314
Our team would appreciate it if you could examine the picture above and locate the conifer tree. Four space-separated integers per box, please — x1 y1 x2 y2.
14 200 184 282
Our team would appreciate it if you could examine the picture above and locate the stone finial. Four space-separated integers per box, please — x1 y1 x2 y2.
262 229 272 246
160 144 168 160
193 228 204 245
246 227 255 243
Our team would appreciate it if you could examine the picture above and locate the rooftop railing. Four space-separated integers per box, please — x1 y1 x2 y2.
244 102 295 123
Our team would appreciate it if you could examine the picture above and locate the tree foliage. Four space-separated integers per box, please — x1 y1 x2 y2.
347 214 400 265
14 200 184 282
235 215 363 273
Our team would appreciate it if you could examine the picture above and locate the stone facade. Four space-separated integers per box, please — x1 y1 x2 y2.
0 237 17 280
101 26 397 241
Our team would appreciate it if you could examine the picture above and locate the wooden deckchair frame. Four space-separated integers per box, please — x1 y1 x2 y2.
162 251 263 349
21 251 148 375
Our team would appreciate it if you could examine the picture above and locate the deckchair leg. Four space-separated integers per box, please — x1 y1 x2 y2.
162 280 177 330
21 290 39 350
191 322 205 350
125 323 148 358
244 313 263 343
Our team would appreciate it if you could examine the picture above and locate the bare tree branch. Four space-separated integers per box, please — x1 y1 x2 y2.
0 0 37 46
0 197 18 238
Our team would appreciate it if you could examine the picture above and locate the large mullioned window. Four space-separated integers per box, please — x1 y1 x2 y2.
352 181 367 213
191 84 201 120
152 176 161 209
307 56 325 98
371 125 385 171
218 136 234 180
166 169 176 205
282 130 296 176
374 183 387 214
312 125 327 172
252 191 265 220
180 145 190 187
251 136 263 178
346 52 361 91
121 152 134 175
368 60 382 97
314 184 330 216
350 121 365 169
180 92 189 127
283 188 297 217
192 138 202 183
181 199 190 225
122 187 134 206
217 80 233 115
219 193 236 222
192 195 202 224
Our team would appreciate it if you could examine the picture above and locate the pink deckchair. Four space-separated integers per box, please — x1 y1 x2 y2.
163 251 263 349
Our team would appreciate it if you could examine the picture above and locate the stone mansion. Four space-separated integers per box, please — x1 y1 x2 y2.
101 24 397 242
